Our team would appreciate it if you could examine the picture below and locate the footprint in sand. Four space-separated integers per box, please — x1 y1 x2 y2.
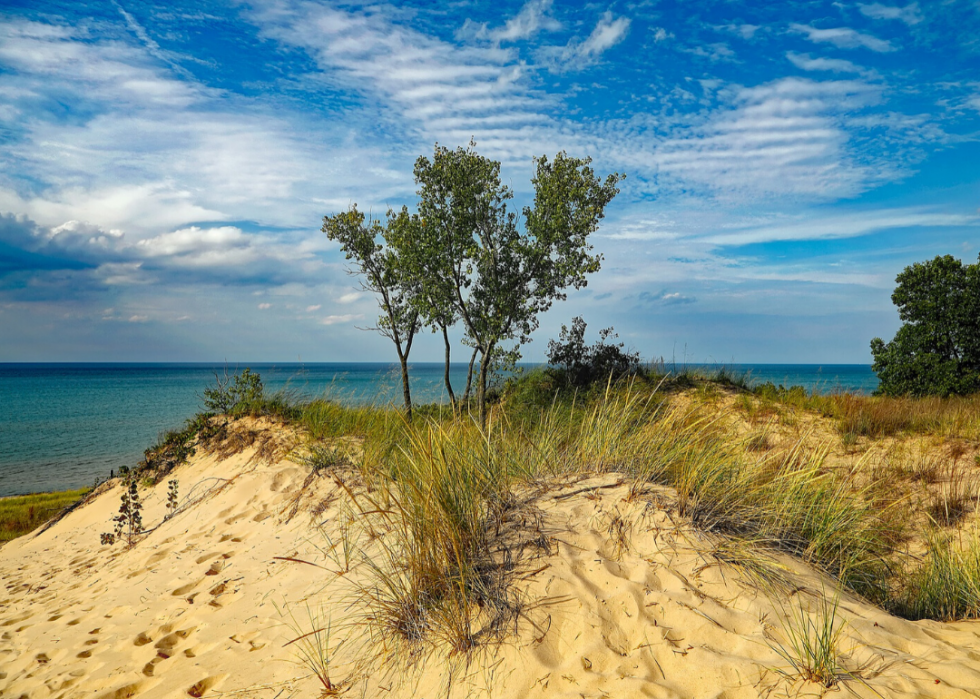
154 626 195 657
186 674 227 697
93 679 151 699
171 580 203 597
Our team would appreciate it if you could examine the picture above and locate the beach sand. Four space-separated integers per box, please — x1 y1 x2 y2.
4 418 980 698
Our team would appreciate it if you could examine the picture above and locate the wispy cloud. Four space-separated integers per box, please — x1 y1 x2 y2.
682 42 737 62
703 208 978 245
715 24 761 40
787 51 864 73
321 313 361 326
490 0 561 42
790 24 896 52
859 3 923 25
541 11 631 71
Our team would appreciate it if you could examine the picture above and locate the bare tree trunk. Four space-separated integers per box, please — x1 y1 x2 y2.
476 347 492 429
463 346 479 402
394 314 418 421
399 354 412 421
441 324 456 410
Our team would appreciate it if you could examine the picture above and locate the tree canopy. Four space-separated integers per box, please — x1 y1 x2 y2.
322 206 420 417
322 142 623 425
871 254 980 397
413 143 623 425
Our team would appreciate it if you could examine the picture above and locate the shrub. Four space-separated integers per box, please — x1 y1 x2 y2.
547 316 640 388
203 367 264 413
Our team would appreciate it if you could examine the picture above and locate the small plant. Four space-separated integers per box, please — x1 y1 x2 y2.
306 444 344 473
102 480 143 548
281 603 344 696
768 590 852 689
604 508 633 561
166 479 179 518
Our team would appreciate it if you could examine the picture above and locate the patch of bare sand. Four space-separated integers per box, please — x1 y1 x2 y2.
3 421 980 698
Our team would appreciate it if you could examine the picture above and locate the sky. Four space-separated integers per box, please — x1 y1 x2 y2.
0 0 978 364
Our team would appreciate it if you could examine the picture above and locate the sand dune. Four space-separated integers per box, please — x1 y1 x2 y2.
3 419 980 698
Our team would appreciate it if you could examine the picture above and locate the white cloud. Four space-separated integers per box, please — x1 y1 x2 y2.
258 303 271 309
859 3 923 25
576 12 631 62
490 0 561 42
306 304 321 312
321 313 361 325
249 1 557 165
137 226 245 257
338 292 362 303
652 27 673 42
540 11 630 72
790 24 895 52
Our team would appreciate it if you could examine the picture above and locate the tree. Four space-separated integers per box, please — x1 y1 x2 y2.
385 204 463 410
414 143 623 426
871 254 980 397
322 206 421 418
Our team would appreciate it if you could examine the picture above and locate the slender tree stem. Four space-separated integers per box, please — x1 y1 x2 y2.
440 324 456 410
463 346 479 402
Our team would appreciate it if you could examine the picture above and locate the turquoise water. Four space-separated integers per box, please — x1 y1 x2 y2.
0 362 877 497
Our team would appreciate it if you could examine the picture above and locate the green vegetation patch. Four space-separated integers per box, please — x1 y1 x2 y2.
0 488 91 543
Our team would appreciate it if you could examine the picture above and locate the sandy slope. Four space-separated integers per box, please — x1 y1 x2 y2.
4 420 980 699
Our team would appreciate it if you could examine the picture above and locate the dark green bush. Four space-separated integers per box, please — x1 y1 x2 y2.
546 316 640 388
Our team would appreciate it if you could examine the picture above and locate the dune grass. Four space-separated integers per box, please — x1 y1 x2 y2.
0 488 91 543
751 383 980 441
294 377 923 658
188 367 980 653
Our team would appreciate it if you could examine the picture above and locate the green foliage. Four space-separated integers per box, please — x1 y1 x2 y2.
0 488 90 543
323 141 622 425
322 208 421 417
872 254 980 397
413 143 623 426
546 316 640 387
202 367 265 413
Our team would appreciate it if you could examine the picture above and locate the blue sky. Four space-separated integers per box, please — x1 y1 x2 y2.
1 0 978 363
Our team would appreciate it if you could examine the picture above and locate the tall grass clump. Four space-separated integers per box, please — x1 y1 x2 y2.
574 386 902 601
896 527 980 621
348 419 522 662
